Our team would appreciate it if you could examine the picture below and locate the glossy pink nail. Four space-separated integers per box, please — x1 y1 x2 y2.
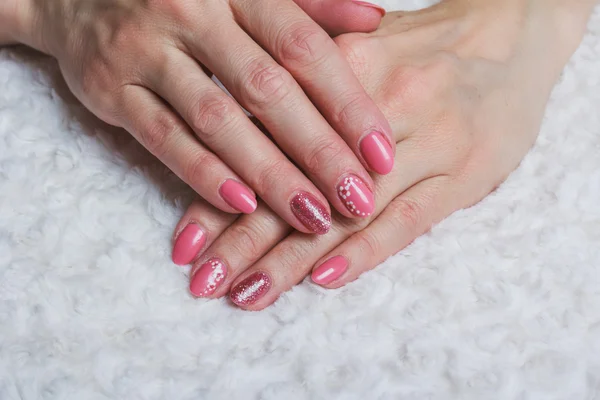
337 175 375 217
290 192 331 235
351 0 386 16
312 256 348 285
219 179 257 214
230 271 272 306
172 224 206 266
360 131 394 175
190 258 227 297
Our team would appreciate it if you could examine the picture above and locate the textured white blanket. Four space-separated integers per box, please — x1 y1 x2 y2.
1 1 599 399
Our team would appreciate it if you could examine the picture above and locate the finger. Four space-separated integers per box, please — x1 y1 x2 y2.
184 23 377 220
311 176 460 288
147 52 333 234
294 0 385 36
234 0 395 175
225 145 445 310
172 197 239 266
116 85 258 215
188 202 291 298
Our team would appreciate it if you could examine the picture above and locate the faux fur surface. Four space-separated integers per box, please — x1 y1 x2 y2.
1 1 599 399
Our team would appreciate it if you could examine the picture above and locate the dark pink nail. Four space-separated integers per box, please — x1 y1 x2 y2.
190 258 227 297
219 179 257 214
172 224 206 266
312 256 348 285
230 271 272 306
290 191 331 235
351 0 386 16
337 175 375 217
360 131 394 174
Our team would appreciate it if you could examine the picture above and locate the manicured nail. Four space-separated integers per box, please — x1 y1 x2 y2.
230 271 272 307
219 179 257 214
360 131 394 175
351 0 386 16
189 258 227 297
290 191 331 235
312 256 348 285
172 224 206 266
337 175 375 217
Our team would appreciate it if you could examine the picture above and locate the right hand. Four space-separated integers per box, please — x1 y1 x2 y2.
22 0 394 240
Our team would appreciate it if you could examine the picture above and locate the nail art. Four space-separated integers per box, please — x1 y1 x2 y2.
290 192 331 235
337 175 375 217
219 179 257 214
351 0 386 16
190 258 227 297
172 223 206 266
230 271 272 306
359 131 394 175
312 256 348 285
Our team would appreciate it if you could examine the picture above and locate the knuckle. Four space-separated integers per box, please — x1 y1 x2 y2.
330 91 365 128
182 150 217 186
302 138 346 177
390 197 423 231
228 223 265 261
252 157 289 195
354 232 380 259
244 59 293 108
278 22 328 66
340 215 371 232
191 92 237 137
139 112 179 157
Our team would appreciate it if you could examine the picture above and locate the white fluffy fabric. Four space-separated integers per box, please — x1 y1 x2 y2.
1 1 600 399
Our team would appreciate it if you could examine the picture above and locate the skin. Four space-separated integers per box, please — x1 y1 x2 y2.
0 0 394 235
175 0 597 310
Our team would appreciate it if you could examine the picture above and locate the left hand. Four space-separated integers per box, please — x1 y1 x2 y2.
172 0 590 309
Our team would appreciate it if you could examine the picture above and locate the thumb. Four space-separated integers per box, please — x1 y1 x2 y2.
294 0 385 36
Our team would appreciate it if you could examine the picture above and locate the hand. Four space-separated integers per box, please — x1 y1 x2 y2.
7 0 394 241
171 0 592 308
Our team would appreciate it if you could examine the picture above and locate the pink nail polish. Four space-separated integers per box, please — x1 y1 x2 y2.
219 179 257 214
351 0 386 16
360 131 394 175
230 271 272 306
337 175 375 218
312 256 348 285
172 224 206 266
290 192 331 235
190 258 227 297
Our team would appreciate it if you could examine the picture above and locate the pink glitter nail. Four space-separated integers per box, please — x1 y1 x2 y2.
290 192 331 235
230 271 272 306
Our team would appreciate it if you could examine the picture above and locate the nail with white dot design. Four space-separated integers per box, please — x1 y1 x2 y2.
336 175 375 218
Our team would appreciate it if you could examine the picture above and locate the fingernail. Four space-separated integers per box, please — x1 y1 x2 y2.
190 258 227 297
360 131 394 174
290 191 331 235
219 179 257 214
172 223 206 266
351 1 386 16
230 271 272 307
337 175 375 218
312 256 348 285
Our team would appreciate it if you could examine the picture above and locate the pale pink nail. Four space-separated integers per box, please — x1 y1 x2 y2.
337 175 375 218
190 258 227 297
219 179 257 214
312 256 348 285
172 224 206 266
351 0 386 16
360 131 394 174
230 271 272 306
